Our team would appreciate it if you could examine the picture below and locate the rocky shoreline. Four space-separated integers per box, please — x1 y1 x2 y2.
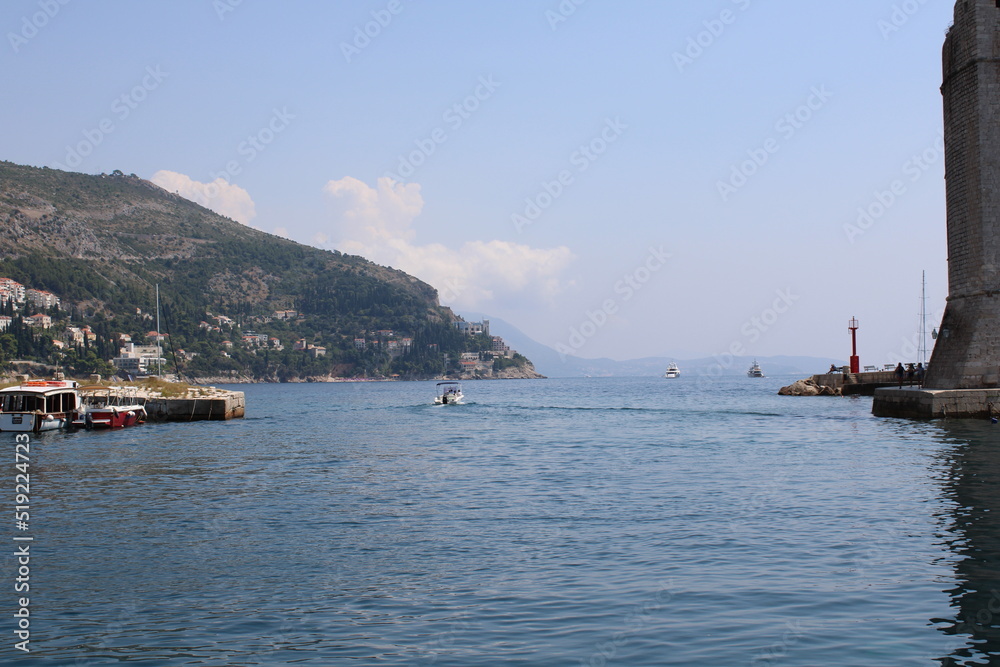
778 377 842 396
182 365 545 385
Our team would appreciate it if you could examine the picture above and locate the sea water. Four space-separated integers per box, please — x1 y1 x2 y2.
2 376 998 665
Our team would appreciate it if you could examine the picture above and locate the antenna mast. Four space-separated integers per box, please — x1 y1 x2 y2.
156 284 162 377
919 271 928 365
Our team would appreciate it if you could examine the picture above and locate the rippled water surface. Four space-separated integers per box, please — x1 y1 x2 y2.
4 376 1000 665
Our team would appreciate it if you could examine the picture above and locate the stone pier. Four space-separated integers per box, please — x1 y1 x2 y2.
143 393 245 422
873 387 1000 420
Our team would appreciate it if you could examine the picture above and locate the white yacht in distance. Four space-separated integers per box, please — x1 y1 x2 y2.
664 362 680 378
747 360 765 378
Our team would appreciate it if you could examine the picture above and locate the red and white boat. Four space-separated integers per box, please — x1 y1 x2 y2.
72 386 147 429
0 380 80 433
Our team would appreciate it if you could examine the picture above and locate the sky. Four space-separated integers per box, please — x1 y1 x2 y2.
1 0 957 364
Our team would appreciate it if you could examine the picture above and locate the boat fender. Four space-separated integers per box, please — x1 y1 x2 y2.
85 411 93 430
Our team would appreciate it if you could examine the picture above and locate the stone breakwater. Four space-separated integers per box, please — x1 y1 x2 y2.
778 378 842 397
780 371 912 397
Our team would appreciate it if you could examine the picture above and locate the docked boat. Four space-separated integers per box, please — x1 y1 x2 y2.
0 380 80 433
72 386 147 429
434 382 464 405
747 360 765 378
664 362 681 378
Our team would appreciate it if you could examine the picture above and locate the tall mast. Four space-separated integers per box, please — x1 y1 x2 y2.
919 271 928 365
156 284 162 377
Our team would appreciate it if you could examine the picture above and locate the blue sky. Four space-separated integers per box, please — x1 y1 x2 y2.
2 0 956 364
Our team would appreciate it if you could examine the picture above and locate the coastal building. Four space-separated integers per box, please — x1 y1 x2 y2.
242 332 269 346
293 338 325 355
455 319 490 337
492 336 513 358
923 0 1000 390
64 326 95 344
114 343 166 374
112 357 142 374
354 338 366 350
25 314 51 329
0 316 11 331
0 279 26 303
26 289 60 310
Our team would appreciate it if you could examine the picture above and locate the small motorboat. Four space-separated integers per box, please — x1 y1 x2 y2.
664 362 681 378
434 382 464 405
0 380 80 433
748 360 765 378
72 386 147 429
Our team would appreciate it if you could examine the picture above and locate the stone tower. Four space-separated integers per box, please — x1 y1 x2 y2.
924 0 1000 390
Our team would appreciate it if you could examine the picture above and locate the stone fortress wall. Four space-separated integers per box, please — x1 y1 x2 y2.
923 0 1000 390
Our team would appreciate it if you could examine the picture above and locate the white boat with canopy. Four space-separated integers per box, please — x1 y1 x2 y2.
0 380 80 433
434 382 464 405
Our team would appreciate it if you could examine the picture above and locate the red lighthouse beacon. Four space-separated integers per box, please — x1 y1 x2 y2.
849 317 860 374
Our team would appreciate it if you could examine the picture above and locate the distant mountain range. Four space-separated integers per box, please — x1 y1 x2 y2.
463 313 845 379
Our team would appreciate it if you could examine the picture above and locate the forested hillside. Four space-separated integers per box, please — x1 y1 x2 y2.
0 161 536 380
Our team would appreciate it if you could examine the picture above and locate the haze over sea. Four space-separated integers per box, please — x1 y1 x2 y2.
5 377 999 665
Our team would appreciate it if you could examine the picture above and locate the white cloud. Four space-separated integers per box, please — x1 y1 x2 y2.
322 176 574 310
150 170 257 225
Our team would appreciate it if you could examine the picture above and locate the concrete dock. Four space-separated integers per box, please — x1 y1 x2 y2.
143 393 245 422
78 383 246 423
873 387 1000 420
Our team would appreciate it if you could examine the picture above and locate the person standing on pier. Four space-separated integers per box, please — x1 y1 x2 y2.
894 363 905 388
